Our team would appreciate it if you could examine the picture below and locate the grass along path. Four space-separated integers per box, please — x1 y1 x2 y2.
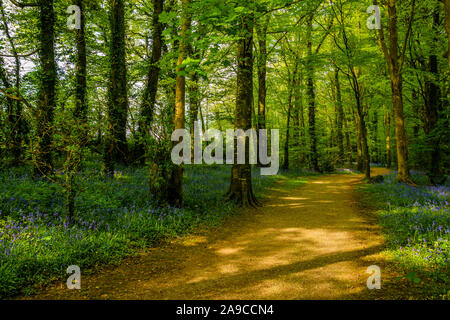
20 168 423 299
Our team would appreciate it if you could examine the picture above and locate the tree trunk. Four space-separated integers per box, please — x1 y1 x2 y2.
135 0 164 164
292 60 302 166
35 0 57 177
104 0 129 176
73 0 87 123
226 11 258 208
445 0 450 67
356 97 370 179
353 108 363 172
306 14 319 172
384 111 391 168
0 1 23 164
168 0 190 207
256 17 268 167
423 7 442 181
334 69 345 164
380 0 412 183
283 71 294 170
189 68 200 160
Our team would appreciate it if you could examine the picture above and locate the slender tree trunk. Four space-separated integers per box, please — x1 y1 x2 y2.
306 13 319 172
0 56 16 162
423 7 443 182
343 109 353 165
283 71 294 170
35 0 56 177
64 0 87 220
168 0 190 207
353 107 363 172
104 0 129 176
378 0 413 182
226 11 258 208
372 108 379 164
295 67 306 164
445 0 450 67
189 68 200 160
356 95 370 179
0 1 23 164
256 16 268 166
334 69 344 164
384 111 391 168
74 0 87 123
136 0 164 164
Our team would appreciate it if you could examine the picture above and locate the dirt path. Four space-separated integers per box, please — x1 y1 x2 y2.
23 168 415 300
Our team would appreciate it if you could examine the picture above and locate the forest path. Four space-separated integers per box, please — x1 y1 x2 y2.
24 168 414 299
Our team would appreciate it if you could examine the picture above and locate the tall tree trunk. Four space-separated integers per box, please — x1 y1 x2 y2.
334 68 344 164
104 0 129 176
294 66 306 164
445 0 450 67
343 108 353 165
377 0 414 182
189 67 200 160
306 13 319 172
291 60 302 166
226 10 258 208
0 56 16 162
135 0 164 164
0 1 23 164
423 7 443 182
283 71 294 170
73 0 87 123
348 70 370 179
372 108 379 164
356 94 370 179
65 0 87 221
35 0 56 177
168 0 190 207
256 16 268 166
384 111 391 168
352 107 363 172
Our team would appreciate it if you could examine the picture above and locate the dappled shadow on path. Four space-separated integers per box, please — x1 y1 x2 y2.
23 168 405 300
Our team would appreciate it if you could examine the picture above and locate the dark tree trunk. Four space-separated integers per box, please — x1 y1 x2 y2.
0 1 23 164
356 95 370 179
334 69 344 164
306 14 319 172
353 108 363 172
283 71 294 170
189 70 200 160
256 17 268 166
104 0 129 176
73 0 87 123
226 11 258 208
135 0 164 164
445 0 450 67
35 0 57 177
343 108 353 165
423 7 443 181
292 61 302 166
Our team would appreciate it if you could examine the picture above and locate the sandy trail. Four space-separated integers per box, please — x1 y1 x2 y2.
23 168 411 300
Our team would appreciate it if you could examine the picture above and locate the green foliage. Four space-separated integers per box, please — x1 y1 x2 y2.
0 162 282 298
360 173 449 298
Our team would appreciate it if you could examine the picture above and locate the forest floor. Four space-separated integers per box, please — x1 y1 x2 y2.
20 167 425 300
